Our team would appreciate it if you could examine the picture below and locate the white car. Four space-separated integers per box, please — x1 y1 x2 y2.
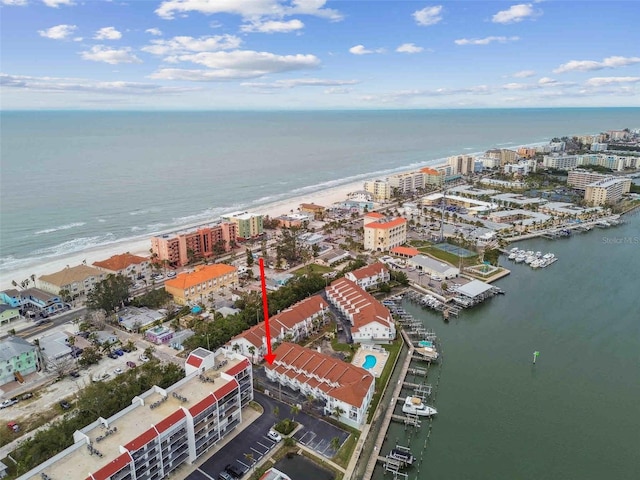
267 430 282 442
113 368 123 375
139 355 150 362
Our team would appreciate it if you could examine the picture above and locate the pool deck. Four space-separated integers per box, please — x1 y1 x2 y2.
351 346 389 377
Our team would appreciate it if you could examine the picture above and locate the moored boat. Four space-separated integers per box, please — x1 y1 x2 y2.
402 396 437 416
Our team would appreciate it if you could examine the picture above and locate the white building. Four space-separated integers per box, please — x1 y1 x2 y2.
543 154 579 170
345 262 390 290
407 255 459 279
363 213 407 252
387 171 424 193
447 154 475 175
265 342 375 430
93 253 151 283
325 278 396 343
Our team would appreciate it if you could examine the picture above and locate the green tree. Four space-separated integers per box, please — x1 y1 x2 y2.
330 436 342 452
78 346 101 367
86 274 131 314
246 248 254 267
290 404 300 421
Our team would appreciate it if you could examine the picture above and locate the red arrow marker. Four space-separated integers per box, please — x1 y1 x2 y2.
259 258 276 365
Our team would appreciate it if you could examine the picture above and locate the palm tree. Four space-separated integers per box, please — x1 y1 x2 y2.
247 345 256 363
290 404 300 422
330 436 342 453
332 405 345 420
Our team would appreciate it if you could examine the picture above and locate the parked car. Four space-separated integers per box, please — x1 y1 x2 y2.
0 398 18 409
218 472 233 480
114 349 124 356
113 368 123 375
224 464 246 479
21 393 34 400
122 345 133 353
126 361 136 369
59 400 71 410
69 371 81 378
7 421 20 433
267 430 282 442
139 355 150 362
108 352 119 359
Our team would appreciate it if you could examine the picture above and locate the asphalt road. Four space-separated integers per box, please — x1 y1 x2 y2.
189 392 349 480
0 307 87 341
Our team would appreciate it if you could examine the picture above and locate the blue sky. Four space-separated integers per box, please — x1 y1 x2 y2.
1 0 639 109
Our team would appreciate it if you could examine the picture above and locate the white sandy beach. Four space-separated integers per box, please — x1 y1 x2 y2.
0 180 367 291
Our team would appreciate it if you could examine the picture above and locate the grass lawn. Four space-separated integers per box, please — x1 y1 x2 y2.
333 431 358 470
292 264 334 276
408 239 433 248
367 340 402 423
419 246 478 266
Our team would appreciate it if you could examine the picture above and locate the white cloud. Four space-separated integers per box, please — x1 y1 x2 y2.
42 0 75 7
145 28 163 36
142 35 242 56
413 5 443 26
94 27 122 40
150 50 320 81
38 24 77 40
240 19 304 33
396 43 423 54
513 70 536 78
80 46 142 65
554 56 640 73
241 78 359 89
156 0 342 21
502 77 575 90
0 73 196 94
492 4 539 24
454 36 519 46
349 45 384 55
585 77 640 87
324 87 352 94
1 0 29 6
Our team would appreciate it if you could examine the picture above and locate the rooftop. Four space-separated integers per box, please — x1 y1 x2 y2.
93 253 149 272
365 217 407 230
346 262 388 280
408 255 458 274
39 265 104 287
326 278 393 333
390 246 420 257
164 264 237 290
456 280 494 299
0 336 35 362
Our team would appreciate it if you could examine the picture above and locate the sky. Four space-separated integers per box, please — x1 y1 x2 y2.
1 0 639 109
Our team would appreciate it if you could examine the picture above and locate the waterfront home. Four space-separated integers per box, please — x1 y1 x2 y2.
164 264 238 306
0 289 22 308
345 262 390 290
228 295 329 363
299 203 326 219
19 288 66 316
325 278 396 343
0 304 20 326
93 253 151 282
0 336 38 386
221 211 264 240
265 342 374 430
38 264 106 297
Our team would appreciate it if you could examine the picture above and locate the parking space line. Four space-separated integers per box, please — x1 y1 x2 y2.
195 468 216 480
257 440 271 450
237 459 250 468
251 447 263 457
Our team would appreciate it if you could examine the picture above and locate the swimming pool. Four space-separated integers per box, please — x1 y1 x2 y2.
362 354 377 370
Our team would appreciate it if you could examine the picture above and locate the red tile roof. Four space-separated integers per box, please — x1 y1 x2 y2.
325 278 393 334
124 427 157 453
229 295 328 349
224 358 250 377
265 343 374 408
390 246 419 257
90 453 132 480
154 409 186 434
213 378 239 400
346 262 388 280
189 394 216 417
93 253 148 272
164 263 237 290
365 212 385 219
186 354 203 368
365 217 407 229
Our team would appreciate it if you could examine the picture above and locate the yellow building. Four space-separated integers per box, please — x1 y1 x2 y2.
164 264 238 305
584 178 631 206
363 213 407 252
363 180 391 202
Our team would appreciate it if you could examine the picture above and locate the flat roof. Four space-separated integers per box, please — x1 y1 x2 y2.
43 353 244 480
409 255 458 274
457 280 494 298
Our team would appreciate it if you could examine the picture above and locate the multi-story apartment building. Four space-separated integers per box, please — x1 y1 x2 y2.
363 213 407 252
164 264 238 305
363 179 392 202
590 142 608 152
585 178 631 206
344 262 390 290
19 288 66 316
221 212 263 240
151 223 237 267
17 348 253 480
0 336 38 386
38 264 106 297
517 147 537 158
228 295 329 363
421 167 445 187
325 278 396 343
447 155 475 175
93 253 151 282
543 154 579 170
387 171 424 194
486 148 519 166
578 153 628 171
265 342 375 430
567 170 610 190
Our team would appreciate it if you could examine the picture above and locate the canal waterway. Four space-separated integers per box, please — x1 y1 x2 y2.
374 212 640 480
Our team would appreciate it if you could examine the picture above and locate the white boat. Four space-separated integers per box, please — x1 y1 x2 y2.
402 396 438 417
509 247 518 253
515 254 526 263
415 346 439 361
531 260 542 269
508 253 517 260
535 251 542 258
525 255 535 264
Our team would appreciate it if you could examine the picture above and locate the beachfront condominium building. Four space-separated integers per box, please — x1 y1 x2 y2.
265 342 375 430
325 278 396 343
567 170 611 190
584 178 631 206
93 253 151 282
485 148 519 166
577 153 629 172
543 154 579 170
299 203 326 219
151 222 237 267
387 171 425 194
16 347 253 480
221 211 263 240
38 264 106 297
228 295 329 363
0 336 38 386
517 147 537 158
363 179 392 202
164 264 238 305
421 167 445 187
344 262 390 290
363 212 407 252
447 155 475 175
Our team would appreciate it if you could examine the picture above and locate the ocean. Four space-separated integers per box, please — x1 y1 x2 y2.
373 214 640 480
1 108 639 275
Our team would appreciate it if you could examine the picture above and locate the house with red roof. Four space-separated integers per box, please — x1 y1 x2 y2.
93 253 151 282
228 295 329 363
345 262 390 289
265 342 375 429
325 278 396 343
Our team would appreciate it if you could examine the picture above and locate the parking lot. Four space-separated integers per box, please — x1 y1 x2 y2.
188 392 349 480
